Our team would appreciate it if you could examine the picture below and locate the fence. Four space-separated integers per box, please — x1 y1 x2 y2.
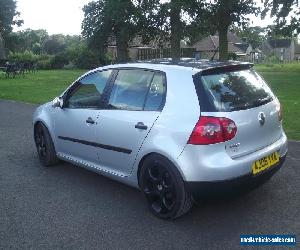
137 48 196 60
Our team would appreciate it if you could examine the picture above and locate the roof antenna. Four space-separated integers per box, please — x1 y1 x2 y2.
210 47 219 61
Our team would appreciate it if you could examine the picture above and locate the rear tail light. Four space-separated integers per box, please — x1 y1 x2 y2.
188 116 237 145
278 103 283 121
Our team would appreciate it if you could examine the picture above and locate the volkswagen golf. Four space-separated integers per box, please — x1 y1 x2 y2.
33 59 288 219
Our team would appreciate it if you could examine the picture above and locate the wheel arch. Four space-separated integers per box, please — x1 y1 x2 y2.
33 120 50 136
33 120 44 132
136 151 193 219
136 151 186 188
33 118 57 151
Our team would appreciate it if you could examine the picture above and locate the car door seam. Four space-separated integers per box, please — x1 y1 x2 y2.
130 114 161 175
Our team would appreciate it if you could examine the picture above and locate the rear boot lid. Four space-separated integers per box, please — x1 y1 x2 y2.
193 65 283 158
204 101 282 158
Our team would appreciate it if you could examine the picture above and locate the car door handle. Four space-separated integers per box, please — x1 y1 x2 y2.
86 117 95 124
135 122 148 130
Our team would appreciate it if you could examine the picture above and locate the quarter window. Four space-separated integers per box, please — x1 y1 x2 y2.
66 70 112 109
144 73 166 111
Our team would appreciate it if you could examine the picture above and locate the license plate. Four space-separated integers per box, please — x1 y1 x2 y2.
252 151 280 175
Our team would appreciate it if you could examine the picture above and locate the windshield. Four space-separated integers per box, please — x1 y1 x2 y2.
200 69 273 112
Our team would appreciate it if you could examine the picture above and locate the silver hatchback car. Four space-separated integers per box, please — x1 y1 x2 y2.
33 60 288 219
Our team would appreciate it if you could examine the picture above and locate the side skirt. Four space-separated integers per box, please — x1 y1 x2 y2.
57 152 127 178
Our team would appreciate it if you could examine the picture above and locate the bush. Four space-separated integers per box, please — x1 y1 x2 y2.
7 51 70 70
228 52 237 60
6 45 110 70
36 58 52 70
104 51 114 64
263 54 281 64
7 51 55 70
63 62 76 70
8 50 39 63
73 47 100 69
36 55 53 70
50 53 69 69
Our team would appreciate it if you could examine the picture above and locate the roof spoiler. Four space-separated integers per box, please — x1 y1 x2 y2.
200 63 254 76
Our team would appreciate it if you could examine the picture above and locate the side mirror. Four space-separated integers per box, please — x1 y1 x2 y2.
52 97 64 108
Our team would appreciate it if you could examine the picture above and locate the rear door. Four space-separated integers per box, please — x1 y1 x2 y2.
95 68 166 175
198 68 282 158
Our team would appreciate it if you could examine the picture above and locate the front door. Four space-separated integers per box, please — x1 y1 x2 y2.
54 69 113 163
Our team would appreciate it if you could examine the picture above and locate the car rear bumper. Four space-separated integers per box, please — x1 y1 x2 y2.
176 132 288 182
185 154 286 199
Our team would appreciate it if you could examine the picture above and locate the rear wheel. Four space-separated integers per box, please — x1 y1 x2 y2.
139 154 193 219
34 123 59 166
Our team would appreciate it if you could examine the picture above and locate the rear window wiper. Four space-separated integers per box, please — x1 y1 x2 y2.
253 97 273 107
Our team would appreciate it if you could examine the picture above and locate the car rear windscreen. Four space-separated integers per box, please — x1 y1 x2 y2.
198 69 273 112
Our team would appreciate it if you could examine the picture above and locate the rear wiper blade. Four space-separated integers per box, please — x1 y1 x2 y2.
253 97 273 106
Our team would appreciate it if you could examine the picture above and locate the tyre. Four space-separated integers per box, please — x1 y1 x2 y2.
139 154 193 219
34 123 59 166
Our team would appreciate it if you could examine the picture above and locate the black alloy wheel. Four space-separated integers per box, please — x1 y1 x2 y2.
144 164 177 214
35 125 47 159
34 123 59 166
139 154 193 219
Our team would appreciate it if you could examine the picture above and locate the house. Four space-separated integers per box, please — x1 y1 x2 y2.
261 39 295 62
105 32 257 61
192 32 253 60
106 35 169 61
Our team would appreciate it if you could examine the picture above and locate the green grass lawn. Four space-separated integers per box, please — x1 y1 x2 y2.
255 62 300 72
0 65 299 140
256 65 300 141
0 70 85 104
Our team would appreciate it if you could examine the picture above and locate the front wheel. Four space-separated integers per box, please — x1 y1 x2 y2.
139 154 193 219
34 123 59 166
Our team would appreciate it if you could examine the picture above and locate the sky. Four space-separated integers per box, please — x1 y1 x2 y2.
15 0 92 35
15 0 275 35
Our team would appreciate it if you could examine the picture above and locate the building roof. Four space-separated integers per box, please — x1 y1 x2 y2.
234 43 249 53
227 32 244 44
193 36 217 51
192 32 250 54
268 39 292 48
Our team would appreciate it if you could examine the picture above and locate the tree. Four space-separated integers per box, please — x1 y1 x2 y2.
262 0 300 37
155 1 261 61
0 34 5 59
5 29 48 53
146 0 207 60
82 0 202 61
42 34 66 55
169 0 183 59
82 0 147 62
207 0 258 60
234 26 266 49
0 0 23 38
82 1 109 55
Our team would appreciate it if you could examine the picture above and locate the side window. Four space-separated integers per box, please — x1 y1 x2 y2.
108 69 154 111
66 70 112 109
144 73 166 111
